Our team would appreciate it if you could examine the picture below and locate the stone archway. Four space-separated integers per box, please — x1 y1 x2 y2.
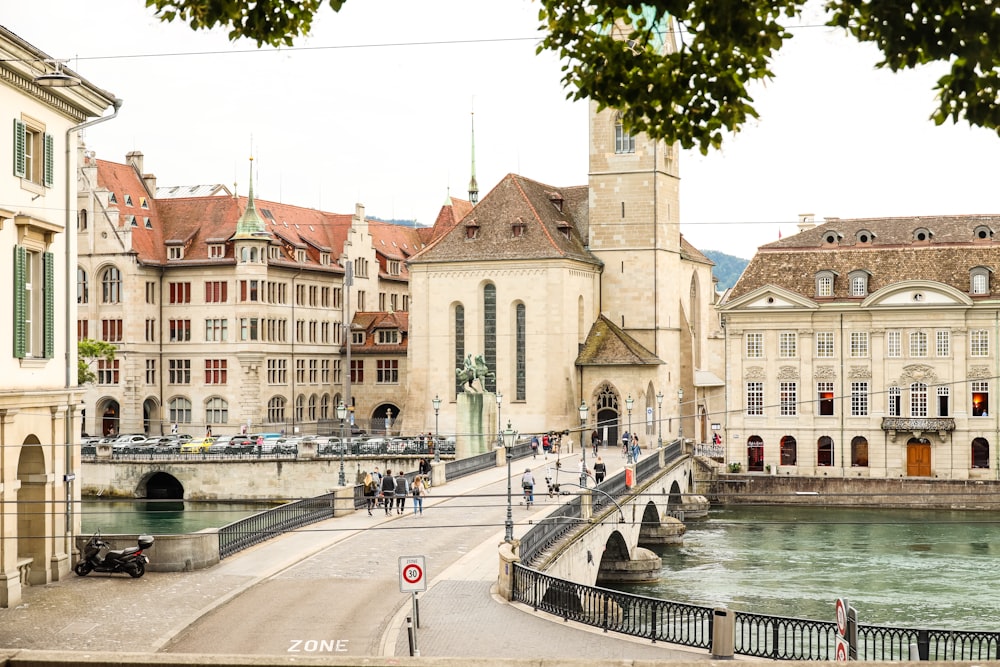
594 382 621 447
16 438 48 585
142 397 159 435
100 399 120 437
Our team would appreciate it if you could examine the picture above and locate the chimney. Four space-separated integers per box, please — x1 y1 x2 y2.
797 213 815 233
142 173 157 195
125 150 144 174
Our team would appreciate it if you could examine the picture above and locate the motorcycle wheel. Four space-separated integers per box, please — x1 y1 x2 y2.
127 560 145 578
74 561 93 576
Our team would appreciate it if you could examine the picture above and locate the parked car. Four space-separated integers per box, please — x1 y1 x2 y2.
359 437 385 454
153 439 181 454
273 437 301 455
225 435 256 453
180 437 214 453
248 432 282 453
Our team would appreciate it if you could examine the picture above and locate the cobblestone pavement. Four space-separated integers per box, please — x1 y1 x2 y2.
0 445 708 661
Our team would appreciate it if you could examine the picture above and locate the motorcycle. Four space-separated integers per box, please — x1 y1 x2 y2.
74 531 154 578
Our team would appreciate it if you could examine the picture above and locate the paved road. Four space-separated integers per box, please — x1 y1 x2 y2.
0 445 710 662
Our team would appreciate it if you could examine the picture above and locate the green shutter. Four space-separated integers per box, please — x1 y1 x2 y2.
13 246 26 359
43 132 54 187
43 251 55 358
13 119 25 178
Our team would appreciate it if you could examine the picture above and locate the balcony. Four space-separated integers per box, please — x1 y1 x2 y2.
881 417 955 442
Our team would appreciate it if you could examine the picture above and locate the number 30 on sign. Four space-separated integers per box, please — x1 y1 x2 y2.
399 555 426 593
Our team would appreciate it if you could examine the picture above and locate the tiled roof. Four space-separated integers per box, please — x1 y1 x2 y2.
730 214 1000 300
156 184 232 198
350 310 409 355
95 159 165 262
576 315 663 366
410 174 594 264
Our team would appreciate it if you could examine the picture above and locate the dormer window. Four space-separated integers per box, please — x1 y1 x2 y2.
823 231 842 246
971 266 992 295
139 196 149 209
511 218 526 238
144 217 152 229
815 270 838 297
465 221 479 240
126 214 137 227
378 329 400 345
388 260 401 275
124 194 133 206
974 226 993 241
556 221 572 240
855 229 874 244
352 331 365 345
320 252 330 266
848 269 870 297
108 192 117 205
913 227 932 243
548 193 563 213
208 244 225 258
168 246 183 260
296 249 306 263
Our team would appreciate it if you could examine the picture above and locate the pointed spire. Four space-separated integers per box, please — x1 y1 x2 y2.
468 111 479 206
233 155 267 238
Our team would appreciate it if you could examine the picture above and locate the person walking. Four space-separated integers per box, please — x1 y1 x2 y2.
591 429 600 457
632 434 641 461
362 472 378 516
521 468 535 506
411 474 426 515
372 466 383 508
394 471 408 514
621 430 630 459
380 469 396 516
593 456 607 484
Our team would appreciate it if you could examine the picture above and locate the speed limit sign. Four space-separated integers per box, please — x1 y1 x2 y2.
399 555 427 592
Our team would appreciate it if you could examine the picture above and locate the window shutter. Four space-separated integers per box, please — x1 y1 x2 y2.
43 251 55 358
13 246 26 358
43 133 54 187
13 119 25 178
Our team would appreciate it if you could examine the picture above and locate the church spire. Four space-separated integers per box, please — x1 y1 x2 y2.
468 111 479 205
233 155 267 238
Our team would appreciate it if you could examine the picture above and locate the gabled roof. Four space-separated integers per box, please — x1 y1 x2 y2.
95 159 166 262
410 174 594 265
350 310 409 355
575 315 663 366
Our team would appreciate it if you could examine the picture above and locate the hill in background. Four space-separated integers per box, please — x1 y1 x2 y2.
704 250 749 291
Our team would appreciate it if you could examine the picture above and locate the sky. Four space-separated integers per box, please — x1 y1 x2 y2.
6 0 999 259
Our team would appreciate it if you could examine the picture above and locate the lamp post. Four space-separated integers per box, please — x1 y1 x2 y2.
336 400 347 486
578 401 589 488
496 391 503 447
625 394 634 464
503 421 517 542
432 394 441 462
656 391 664 448
678 387 685 444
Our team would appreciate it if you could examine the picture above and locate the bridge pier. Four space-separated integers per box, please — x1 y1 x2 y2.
638 515 686 546
596 546 661 584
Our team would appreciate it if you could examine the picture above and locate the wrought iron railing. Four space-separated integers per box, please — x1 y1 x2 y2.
218 492 335 559
517 496 583 565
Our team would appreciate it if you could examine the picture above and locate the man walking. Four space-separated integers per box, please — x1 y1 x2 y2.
394 471 408 514
381 469 396 516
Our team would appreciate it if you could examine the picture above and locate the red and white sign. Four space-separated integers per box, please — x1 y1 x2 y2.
399 555 426 593
835 636 849 662
835 598 848 637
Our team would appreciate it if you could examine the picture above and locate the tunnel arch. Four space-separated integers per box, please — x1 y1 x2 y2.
139 471 185 499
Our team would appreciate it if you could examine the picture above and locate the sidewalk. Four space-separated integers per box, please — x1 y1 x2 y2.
0 444 708 661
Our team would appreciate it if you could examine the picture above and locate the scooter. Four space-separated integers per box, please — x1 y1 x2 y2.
74 530 153 578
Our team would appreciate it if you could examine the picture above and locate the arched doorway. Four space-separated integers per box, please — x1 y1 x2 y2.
747 435 764 471
100 399 120 437
906 437 932 476
143 398 159 435
594 382 621 448
16 438 47 585
372 403 400 435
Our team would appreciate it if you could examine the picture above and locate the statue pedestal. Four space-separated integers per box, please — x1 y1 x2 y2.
456 392 499 458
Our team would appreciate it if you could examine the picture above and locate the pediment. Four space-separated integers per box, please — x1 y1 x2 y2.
862 280 972 308
721 284 818 311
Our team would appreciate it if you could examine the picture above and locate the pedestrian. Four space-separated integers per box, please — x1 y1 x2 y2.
171 422 178 436
530 436 539 459
394 470 408 514
372 466 383 508
363 472 378 516
411 474 426 515
205 425 212 437
594 456 607 484
544 462 559 497
632 435 641 461
380 469 396 516
591 429 600 456
622 430 630 458
521 467 535 506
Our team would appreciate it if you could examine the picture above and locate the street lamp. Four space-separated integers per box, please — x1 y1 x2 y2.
578 401 589 488
496 391 503 447
336 400 347 486
625 394 634 464
656 391 663 448
502 421 517 542
678 387 685 444
432 394 441 463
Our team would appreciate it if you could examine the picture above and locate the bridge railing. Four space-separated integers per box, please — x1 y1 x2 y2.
218 492 335 559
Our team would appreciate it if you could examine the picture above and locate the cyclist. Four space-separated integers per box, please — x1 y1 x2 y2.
521 468 535 507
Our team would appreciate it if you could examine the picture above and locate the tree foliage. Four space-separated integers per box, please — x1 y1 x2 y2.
78 338 117 385
144 0 1000 153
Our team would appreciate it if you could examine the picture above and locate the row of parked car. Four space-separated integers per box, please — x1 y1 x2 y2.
80 433 457 457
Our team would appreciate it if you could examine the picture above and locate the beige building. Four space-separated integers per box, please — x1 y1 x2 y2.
76 151 426 440
403 98 725 445
0 26 117 606
720 214 1000 480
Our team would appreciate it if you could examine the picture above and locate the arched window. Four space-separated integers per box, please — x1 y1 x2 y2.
780 435 797 465
971 267 991 295
815 270 836 297
205 397 228 424
169 396 192 423
848 270 869 297
308 394 317 421
817 436 834 466
101 266 122 304
454 304 465 397
268 396 286 423
483 284 496 393
78 208 88 231
614 112 635 154
910 382 928 417
295 395 305 421
515 303 526 401
77 267 89 304
851 436 869 467
972 438 990 469
320 394 330 420
747 435 764 471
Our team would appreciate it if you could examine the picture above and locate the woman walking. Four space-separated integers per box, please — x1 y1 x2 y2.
411 474 427 515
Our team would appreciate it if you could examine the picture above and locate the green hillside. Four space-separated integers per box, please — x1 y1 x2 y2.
704 250 749 291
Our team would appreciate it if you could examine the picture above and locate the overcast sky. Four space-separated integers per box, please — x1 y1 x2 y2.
6 0 999 259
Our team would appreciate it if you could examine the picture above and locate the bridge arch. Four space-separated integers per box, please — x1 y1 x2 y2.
139 471 185 499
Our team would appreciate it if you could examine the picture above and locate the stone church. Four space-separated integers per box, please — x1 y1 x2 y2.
404 54 726 448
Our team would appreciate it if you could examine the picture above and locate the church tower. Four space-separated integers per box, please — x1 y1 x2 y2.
587 14 681 360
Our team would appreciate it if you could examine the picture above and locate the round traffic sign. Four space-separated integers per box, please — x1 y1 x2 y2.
835 598 847 636
402 563 423 585
836 640 847 662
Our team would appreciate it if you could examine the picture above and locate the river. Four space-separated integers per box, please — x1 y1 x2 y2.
80 498 278 535
619 505 1000 630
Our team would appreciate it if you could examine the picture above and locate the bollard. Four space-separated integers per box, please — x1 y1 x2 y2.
406 616 415 656
414 595 420 628
909 642 919 661
711 607 735 659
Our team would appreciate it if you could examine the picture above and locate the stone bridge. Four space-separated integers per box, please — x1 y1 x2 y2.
511 454 705 588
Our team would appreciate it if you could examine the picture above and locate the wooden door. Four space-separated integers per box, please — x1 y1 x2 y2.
906 443 931 476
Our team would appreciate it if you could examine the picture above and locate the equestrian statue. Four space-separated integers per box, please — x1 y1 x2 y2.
456 353 495 392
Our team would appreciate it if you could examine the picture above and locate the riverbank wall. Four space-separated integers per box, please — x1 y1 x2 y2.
693 457 1000 509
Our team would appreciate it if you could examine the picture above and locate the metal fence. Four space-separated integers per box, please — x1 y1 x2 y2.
218 492 336 559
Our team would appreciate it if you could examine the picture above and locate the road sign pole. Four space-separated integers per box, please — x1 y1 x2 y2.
411 592 419 656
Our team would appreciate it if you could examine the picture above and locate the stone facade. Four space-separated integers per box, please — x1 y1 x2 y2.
0 26 117 606
719 214 1000 480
